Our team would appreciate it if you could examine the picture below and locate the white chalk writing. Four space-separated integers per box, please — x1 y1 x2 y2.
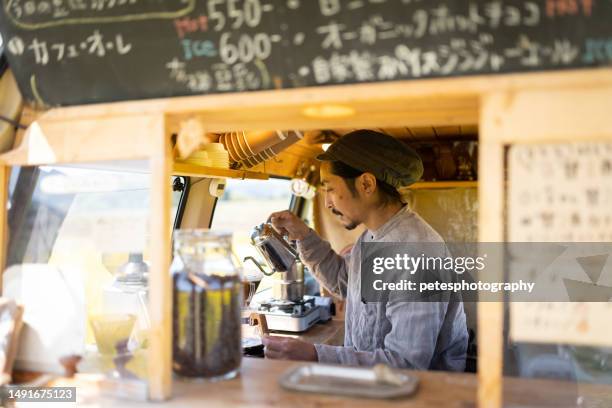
5 0 193 28
166 57 270 93
306 31 584 85
312 2 542 50
6 32 132 65
207 0 268 31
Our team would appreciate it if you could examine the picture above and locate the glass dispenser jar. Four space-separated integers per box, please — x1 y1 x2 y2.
102 253 150 337
171 230 242 381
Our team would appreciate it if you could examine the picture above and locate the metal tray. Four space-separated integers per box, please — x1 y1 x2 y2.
279 363 419 399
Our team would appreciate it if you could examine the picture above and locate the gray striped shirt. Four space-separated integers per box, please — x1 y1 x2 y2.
297 205 468 371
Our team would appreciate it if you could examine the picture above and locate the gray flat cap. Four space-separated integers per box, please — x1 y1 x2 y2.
317 129 423 188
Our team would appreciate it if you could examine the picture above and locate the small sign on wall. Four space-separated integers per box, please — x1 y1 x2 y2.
508 143 612 242
508 143 612 347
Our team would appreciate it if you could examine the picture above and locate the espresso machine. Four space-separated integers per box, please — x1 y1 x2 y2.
244 223 323 332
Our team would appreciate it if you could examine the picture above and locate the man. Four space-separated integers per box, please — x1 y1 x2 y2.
263 129 468 371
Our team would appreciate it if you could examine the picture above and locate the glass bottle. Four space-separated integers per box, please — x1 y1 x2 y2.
102 253 150 337
171 230 242 381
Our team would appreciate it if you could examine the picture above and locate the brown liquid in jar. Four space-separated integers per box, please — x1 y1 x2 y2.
172 272 242 379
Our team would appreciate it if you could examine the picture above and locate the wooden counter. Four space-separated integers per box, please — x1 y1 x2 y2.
254 319 345 347
282 318 345 346
242 317 345 347
60 358 612 408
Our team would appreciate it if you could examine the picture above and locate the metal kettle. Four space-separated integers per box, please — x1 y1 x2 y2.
244 223 304 302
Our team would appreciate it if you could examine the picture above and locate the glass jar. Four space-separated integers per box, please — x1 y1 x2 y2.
102 253 150 345
171 230 242 381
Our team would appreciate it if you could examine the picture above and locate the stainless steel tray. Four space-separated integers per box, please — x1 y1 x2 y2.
279 363 419 399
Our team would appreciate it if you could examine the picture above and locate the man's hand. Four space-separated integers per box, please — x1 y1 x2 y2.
268 210 310 241
262 335 318 361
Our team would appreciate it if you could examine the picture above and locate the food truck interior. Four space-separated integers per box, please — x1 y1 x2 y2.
5 126 480 372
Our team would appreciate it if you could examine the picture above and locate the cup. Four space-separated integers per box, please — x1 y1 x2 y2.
229 132 243 162
218 134 230 160
184 150 210 166
238 132 301 168
243 130 284 156
236 131 255 158
90 314 136 355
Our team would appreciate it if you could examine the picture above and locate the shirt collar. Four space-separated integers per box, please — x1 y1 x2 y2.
368 204 409 240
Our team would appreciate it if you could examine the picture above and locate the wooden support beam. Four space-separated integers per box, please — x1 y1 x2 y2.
484 85 612 144
168 98 478 133
173 162 269 180
33 68 612 122
23 68 611 135
0 114 160 166
147 117 173 401
477 93 507 408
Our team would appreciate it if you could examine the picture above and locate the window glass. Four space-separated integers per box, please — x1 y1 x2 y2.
210 177 292 275
4 163 185 373
209 178 324 300
8 165 184 267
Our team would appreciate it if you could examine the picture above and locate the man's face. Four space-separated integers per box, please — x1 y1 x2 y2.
319 162 364 230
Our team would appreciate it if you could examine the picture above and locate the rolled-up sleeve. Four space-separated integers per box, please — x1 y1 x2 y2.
297 229 350 299
314 301 448 369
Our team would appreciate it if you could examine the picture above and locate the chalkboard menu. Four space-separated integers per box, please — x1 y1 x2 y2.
0 0 611 106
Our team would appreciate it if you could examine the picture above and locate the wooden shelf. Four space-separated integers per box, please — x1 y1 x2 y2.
407 181 477 189
172 162 269 180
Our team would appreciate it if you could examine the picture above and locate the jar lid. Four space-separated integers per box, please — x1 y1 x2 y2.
114 253 149 287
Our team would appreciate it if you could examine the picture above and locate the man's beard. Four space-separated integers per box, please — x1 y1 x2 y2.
344 222 359 230
332 208 359 230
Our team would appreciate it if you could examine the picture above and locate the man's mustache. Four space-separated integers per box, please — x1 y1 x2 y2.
331 208 343 217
